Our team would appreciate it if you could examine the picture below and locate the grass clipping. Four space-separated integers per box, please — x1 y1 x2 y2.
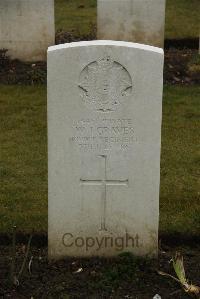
158 252 200 297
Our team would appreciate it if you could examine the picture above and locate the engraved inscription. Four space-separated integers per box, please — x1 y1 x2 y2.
69 118 136 151
79 56 132 112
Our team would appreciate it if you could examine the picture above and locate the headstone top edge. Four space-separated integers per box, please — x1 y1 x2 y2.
47 40 164 55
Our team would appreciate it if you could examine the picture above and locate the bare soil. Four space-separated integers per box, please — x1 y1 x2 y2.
164 49 200 85
0 34 199 86
0 243 199 299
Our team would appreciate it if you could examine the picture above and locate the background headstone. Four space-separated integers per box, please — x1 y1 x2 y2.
0 0 55 61
97 0 166 48
48 41 164 258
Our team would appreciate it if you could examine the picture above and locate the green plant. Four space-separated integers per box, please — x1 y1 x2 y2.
10 226 33 286
158 252 200 297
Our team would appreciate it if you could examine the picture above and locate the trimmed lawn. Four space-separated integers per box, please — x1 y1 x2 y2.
160 86 200 235
55 0 200 39
55 0 96 35
0 86 47 232
165 0 200 39
0 85 199 235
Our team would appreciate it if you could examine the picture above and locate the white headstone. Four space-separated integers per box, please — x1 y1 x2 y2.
0 0 55 61
48 40 164 258
97 0 166 48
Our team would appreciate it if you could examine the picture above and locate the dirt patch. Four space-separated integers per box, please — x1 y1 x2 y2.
164 49 200 85
0 45 199 86
0 244 199 299
0 49 46 85
164 38 199 50
55 28 96 45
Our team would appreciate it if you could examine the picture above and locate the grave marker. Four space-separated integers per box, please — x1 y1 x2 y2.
0 0 55 61
48 41 164 258
97 0 166 48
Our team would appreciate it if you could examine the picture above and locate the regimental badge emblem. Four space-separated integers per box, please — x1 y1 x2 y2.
78 56 133 112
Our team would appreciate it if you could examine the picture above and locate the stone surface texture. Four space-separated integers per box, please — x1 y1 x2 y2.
0 0 55 61
97 0 166 48
48 41 164 258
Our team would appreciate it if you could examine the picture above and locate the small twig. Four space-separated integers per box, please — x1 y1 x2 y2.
169 289 182 296
157 270 182 284
17 234 33 281
10 225 16 285
28 256 33 274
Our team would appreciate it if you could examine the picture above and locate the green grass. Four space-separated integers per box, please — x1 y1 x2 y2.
0 85 199 235
55 0 97 35
55 0 199 39
0 86 47 232
165 0 200 39
160 86 200 235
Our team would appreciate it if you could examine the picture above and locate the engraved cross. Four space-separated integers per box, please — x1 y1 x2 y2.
80 155 128 231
